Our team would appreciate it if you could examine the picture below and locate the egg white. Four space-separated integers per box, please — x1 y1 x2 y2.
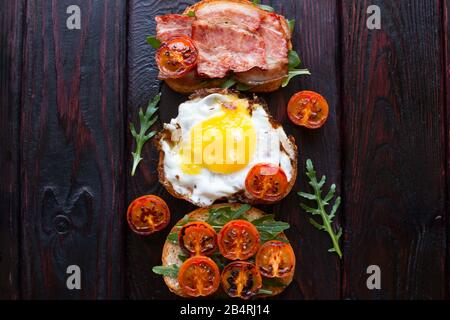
160 93 297 207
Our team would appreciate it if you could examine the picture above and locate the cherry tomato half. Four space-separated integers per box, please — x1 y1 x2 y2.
179 221 218 256
287 91 329 129
221 261 262 300
218 220 260 260
256 240 296 278
245 164 289 202
156 36 198 79
127 195 170 236
178 256 220 297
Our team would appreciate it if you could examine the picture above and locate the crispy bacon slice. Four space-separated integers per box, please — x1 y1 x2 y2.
192 20 267 78
194 1 263 32
235 13 289 85
155 14 193 42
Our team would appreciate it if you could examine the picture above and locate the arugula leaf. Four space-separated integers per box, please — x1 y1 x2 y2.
152 264 179 278
263 278 286 287
235 82 253 91
258 288 273 295
130 93 161 176
288 50 301 69
187 11 196 17
287 19 295 34
146 36 161 49
210 252 227 270
251 214 276 225
178 254 188 262
206 205 251 227
252 0 275 12
298 159 343 258
282 69 311 88
221 78 237 89
167 232 179 244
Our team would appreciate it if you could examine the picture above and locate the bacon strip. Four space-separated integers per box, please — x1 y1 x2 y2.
192 21 267 78
155 14 193 42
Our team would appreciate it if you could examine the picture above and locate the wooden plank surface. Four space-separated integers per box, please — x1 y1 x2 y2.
341 0 447 299
20 0 126 299
260 0 342 300
126 0 198 300
126 0 342 300
0 0 25 300
445 0 450 300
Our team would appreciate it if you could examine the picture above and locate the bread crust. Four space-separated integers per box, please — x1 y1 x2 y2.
154 89 298 207
159 0 292 94
161 203 294 298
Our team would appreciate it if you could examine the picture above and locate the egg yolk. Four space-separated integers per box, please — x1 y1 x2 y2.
180 100 256 175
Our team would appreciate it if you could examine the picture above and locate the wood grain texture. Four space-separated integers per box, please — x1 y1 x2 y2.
126 0 342 300
20 0 126 299
0 0 25 300
341 0 447 299
445 0 450 300
258 0 342 300
126 0 198 300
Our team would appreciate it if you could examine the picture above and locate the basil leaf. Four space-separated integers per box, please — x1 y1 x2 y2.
152 264 179 278
221 78 237 89
287 19 295 34
288 50 301 69
187 11 196 17
282 69 311 87
146 36 161 49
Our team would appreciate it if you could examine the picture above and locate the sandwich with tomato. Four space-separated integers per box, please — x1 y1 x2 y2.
150 0 309 93
153 204 296 299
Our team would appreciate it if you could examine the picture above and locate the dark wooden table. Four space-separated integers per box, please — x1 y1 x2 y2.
0 0 449 300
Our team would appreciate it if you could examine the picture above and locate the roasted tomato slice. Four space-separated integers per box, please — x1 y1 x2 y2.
156 36 198 79
221 261 262 300
287 90 329 129
245 163 289 202
179 221 217 256
127 195 170 235
178 256 220 297
256 240 296 278
218 220 260 260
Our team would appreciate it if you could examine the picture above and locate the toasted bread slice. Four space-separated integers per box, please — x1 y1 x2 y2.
161 203 294 298
154 89 298 207
159 0 293 94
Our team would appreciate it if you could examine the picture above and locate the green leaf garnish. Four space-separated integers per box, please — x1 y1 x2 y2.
187 11 196 17
130 93 161 176
235 82 253 91
220 78 237 89
146 36 161 49
152 264 179 278
263 278 286 287
288 50 301 69
167 232 179 244
298 159 343 258
282 69 311 87
178 254 188 262
258 288 273 295
206 206 290 243
287 19 295 34
252 0 275 12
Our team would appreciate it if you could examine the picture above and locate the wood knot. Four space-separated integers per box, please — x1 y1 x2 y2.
53 215 72 235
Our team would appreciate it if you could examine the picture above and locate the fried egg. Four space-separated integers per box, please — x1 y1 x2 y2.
158 91 297 207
